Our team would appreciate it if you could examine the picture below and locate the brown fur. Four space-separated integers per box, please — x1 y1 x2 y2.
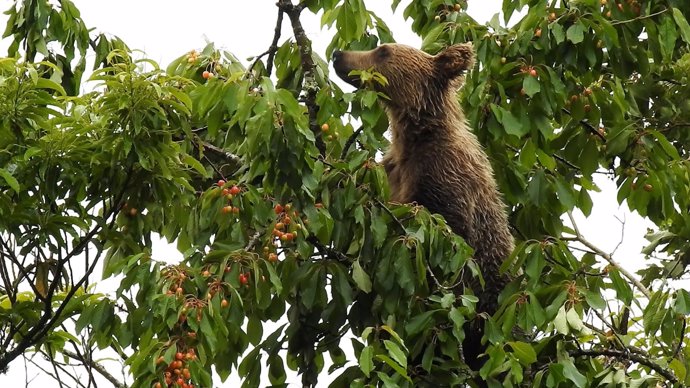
333 43 514 370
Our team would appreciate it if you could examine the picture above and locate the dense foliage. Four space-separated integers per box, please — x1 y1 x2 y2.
1 0 690 387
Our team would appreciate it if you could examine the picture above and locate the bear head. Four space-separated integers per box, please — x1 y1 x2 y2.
332 43 474 123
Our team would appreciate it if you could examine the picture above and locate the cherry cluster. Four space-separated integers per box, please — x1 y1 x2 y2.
153 349 197 388
217 180 241 215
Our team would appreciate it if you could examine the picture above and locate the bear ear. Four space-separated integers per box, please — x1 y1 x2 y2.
435 43 474 79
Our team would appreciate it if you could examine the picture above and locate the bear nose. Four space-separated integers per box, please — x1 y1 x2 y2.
332 50 342 61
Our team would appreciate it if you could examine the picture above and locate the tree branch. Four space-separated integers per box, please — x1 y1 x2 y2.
244 231 262 252
566 212 651 298
0 167 133 371
341 125 364 159
561 108 606 142
277 0 325 155
306 235 351 263
569 348 678 384
248 8 284 77
62 349 126 388
610 8 669 25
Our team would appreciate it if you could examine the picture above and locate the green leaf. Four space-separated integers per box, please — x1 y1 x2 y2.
199 313 218 353
658 16 679 63
583 290 606 310
0 169 20 192
673 8 690 43
522 76 540 97
609 268 633 305
36 77 66 95
675 290 690 315
247 317 263 346
527 169 547 206
508 341 537 365
566 22 585 44
380 325 406 350
352 260 372 293
649 130 680 160
565 308 584 332
370 207 388 248
359 345 374 377
440 293 455 309
376 354 411 381
643 290 669 335
669 358 687 382
405 310 439 335
490 104 526 137
183 155 210 177
383 340 407 369
550 23 565 44
554 306 569 335
561 358 587 388
554 178 576 209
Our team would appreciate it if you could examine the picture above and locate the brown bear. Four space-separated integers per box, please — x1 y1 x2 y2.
333 43 514 374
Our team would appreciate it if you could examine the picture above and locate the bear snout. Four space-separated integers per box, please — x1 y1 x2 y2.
332 51 361 88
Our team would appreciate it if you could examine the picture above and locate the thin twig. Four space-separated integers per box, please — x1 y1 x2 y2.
610 8 669 25
374 198 406 234
610 214 626 256
507 144 579 171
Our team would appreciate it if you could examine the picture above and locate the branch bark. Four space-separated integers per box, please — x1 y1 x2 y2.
569 348 678 384
277 0 326 155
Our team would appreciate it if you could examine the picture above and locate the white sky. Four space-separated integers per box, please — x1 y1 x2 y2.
0 0 658 386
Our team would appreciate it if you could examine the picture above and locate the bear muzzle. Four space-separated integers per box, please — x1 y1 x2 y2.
332 50 361 88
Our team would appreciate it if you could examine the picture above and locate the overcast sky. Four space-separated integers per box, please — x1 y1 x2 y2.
0 0 657 386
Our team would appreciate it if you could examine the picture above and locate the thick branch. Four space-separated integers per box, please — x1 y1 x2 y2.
569 348 677 383
198 140 242 165
278 0 325 155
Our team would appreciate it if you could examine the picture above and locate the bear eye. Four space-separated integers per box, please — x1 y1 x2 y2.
376 46 390 59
